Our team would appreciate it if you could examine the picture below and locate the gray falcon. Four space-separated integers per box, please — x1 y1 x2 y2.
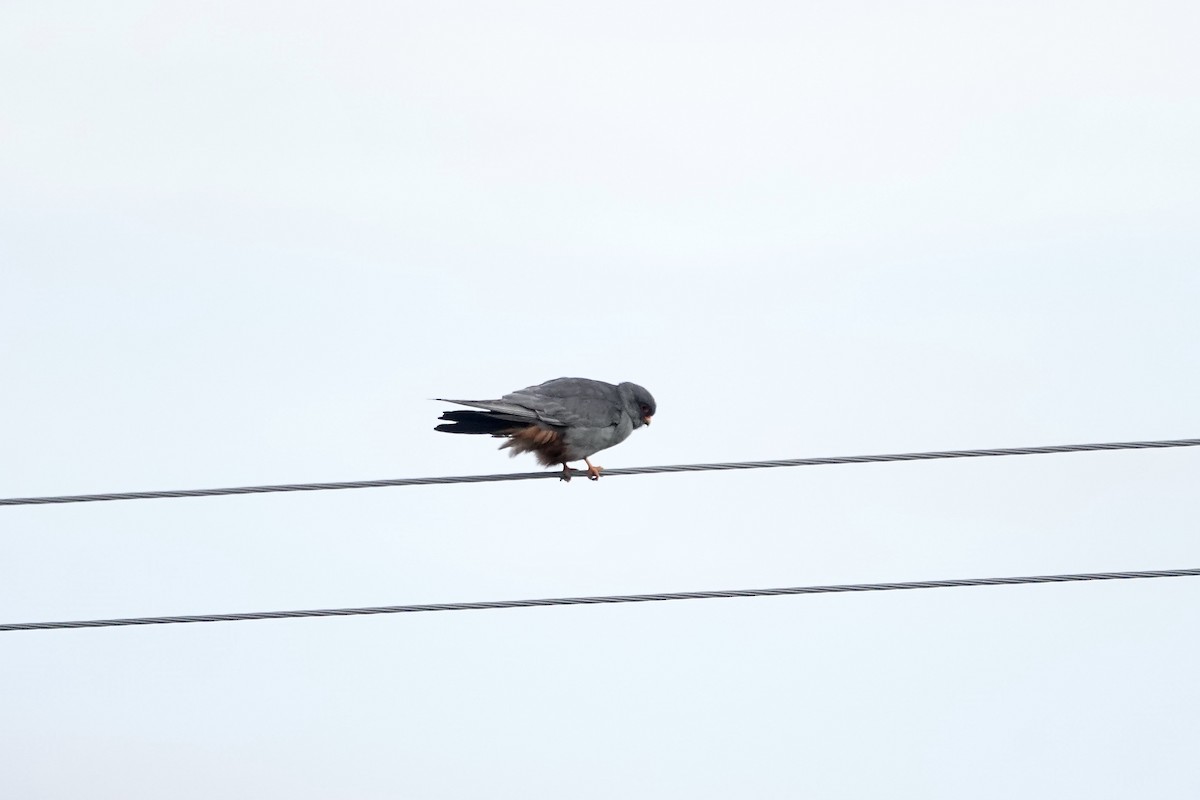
435 377 656 480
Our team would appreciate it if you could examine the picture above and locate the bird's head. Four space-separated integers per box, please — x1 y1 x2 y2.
620 382 657 428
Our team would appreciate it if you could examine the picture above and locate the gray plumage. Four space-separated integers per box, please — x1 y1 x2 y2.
435 377 657 480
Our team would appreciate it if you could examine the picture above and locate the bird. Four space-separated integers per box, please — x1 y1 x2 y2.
435 377 656 481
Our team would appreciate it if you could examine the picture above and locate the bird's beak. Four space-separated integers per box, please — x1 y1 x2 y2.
642 415 653 426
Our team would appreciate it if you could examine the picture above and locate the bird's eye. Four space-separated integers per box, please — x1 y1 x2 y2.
640 404 652 415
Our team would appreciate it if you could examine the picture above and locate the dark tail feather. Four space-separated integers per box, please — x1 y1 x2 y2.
435 410 517 435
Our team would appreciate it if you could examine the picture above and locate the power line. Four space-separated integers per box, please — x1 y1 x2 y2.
3 567 1197 633
2 437 1198 507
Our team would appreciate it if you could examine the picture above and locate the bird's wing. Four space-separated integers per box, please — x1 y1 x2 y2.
435 398 543 425
440 378 625 429
500 378 625 428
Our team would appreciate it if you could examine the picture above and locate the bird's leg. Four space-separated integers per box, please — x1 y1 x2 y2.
560 463 573 482
584 458 604 481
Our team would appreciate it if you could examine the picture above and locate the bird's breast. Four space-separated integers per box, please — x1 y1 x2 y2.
561 417 635 460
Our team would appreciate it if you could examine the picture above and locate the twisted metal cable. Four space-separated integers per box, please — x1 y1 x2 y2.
3 567 1197 632
2 437 1198 507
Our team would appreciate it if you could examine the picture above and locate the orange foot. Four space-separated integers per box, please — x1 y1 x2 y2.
559 463 574 482
584 458 604 481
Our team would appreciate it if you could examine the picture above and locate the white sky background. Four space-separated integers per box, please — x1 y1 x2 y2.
2 0 1199 796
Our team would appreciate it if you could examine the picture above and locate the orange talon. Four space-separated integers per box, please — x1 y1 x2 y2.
584 458 604 481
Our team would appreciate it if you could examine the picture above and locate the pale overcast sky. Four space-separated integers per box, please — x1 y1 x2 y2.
3 1 1199 797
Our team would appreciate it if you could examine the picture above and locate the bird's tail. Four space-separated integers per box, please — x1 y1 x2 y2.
435 410 519 436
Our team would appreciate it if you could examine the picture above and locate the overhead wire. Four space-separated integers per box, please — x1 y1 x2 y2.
3 567 1197 632
2 437 1198 507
